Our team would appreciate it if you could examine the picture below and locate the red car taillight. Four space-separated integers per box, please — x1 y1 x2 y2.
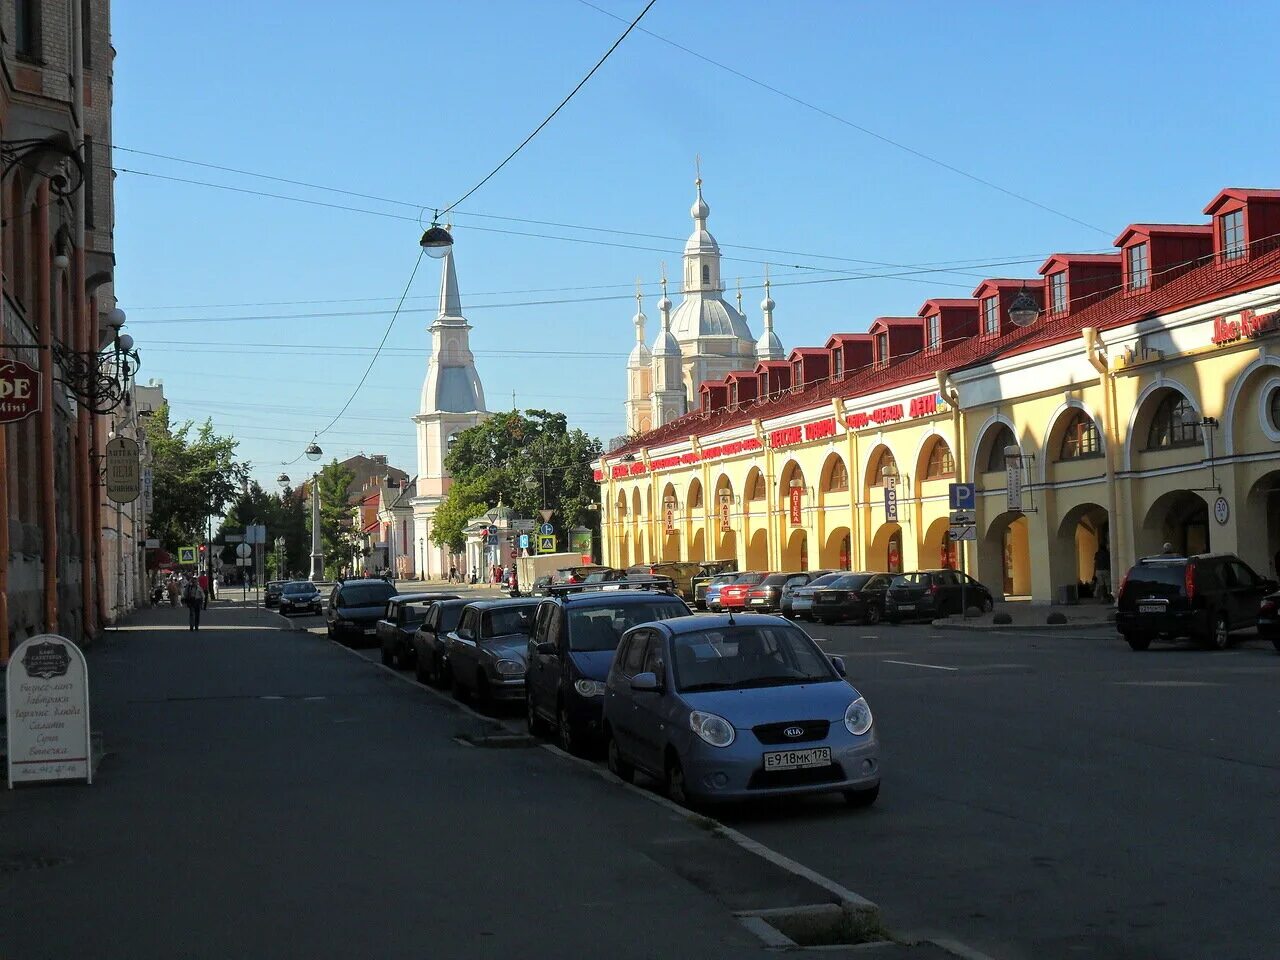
1260 598 1276 617
929 583 940 596
1117 570 1130 602
1184 563 1196 599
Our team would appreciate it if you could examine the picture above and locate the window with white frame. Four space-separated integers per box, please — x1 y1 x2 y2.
1126 242 1150 291
1220 210 1245 260
1049 272 1068 314
982 296 1000 336
926 315 941 351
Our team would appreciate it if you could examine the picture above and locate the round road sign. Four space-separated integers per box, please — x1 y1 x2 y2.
235 542 252 559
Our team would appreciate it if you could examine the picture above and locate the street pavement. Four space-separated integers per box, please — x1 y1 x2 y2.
323 610 1280 960
0 599 964 960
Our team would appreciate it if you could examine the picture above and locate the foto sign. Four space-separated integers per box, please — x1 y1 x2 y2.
883 482 898 522
0 358 40 424
7 634 92 787
105 436 141 503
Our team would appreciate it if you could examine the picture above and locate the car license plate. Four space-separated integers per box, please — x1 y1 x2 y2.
1139 603 1165 614
364 627 376 635
763 747 832 771
750 598 767 604
897 603 914 612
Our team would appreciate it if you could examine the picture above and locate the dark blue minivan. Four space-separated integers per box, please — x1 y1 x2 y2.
525 588 691 754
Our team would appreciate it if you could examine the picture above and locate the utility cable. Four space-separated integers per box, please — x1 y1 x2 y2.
575 0 1110 236
436 0 658 218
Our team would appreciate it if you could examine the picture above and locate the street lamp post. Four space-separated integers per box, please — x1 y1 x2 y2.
305 443 324 581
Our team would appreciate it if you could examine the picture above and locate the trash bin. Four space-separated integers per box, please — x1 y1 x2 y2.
1056 583 1079 605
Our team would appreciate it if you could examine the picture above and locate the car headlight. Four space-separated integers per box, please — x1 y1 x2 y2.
689 710 735 747
844 697 873 736
573 679 606 698
494 659 524 677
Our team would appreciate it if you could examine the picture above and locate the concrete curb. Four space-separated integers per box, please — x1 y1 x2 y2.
931 621 1115 633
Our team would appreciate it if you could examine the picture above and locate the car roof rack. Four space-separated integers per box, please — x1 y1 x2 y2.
548 576 676 597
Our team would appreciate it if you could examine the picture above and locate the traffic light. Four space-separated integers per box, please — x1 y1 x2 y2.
198 544 207 556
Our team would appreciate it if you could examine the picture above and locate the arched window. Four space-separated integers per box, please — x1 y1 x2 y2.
1270 386 1280 431
688 483 703 508
701 264 710 285
869 448 897 486
748 472 766 501
825 458 849 492
923 439 955 480
1058 411 1101 460
984 424 1017 472
1146 393 1202 449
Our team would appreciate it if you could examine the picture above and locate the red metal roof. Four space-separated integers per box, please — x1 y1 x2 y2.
1113 223 1212 247
869 316 923 329
608 234 1280 459
1204 188 1280 215
917 298 979 316
971 278 1040 297
1038 253 1122 275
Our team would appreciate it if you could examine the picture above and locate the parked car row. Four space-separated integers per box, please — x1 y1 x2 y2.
370 583 882 808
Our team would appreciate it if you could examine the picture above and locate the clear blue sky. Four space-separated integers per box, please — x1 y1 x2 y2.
113 0 1280 490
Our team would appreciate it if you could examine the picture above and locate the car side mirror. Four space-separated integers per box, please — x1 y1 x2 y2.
630 671 661 693
828 655 847 677
535 640 557 656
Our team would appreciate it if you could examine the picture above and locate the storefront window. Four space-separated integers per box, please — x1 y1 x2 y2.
924 439 955 479
748 472 766 501
825 458 849 491
1146 393 1202 448
869 449 897 486
1058 411 1101 460
985 425 1017 472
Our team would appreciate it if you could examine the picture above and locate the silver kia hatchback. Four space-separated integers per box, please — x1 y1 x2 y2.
602 614 880 807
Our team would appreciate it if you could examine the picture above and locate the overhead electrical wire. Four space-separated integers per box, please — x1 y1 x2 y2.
574 0 1110 236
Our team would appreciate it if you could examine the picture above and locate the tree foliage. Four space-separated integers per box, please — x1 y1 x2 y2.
310 460 358 580
216 482 308 577
430 410 602 553
145 403 246 550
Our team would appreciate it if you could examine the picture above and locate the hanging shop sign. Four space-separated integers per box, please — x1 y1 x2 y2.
0 358 40 424
105 436 142 504
845 392 943 430
664 507 675 534
1005 453 1023 512
883 481 899 522
1210 307 1276 347
719 499 732 532
788 486 803 525
7 634 92 787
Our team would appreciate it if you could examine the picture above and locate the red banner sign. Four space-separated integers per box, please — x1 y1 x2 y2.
788 486 802 525
769 416 838 450
845 392 941 430
0 359 40 424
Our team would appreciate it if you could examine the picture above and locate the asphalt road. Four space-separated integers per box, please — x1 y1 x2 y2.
317 608 1280 960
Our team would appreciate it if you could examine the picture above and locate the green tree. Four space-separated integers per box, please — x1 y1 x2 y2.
215 482 310 577
305 460 358 580
430 410 602 553
145 402 246 550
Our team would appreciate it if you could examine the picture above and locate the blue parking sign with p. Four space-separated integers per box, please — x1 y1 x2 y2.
949 482 976 510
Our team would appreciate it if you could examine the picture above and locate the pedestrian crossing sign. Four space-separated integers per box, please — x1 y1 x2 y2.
178 546 197 564
537 535 556 554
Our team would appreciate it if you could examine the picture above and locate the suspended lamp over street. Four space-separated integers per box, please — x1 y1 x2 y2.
1008 285 1041 328
276 473 290 487
419 212 453 259
305 442 323 461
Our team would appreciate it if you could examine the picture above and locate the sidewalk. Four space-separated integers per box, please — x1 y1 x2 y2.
0 600 975 959
933 598 1117 631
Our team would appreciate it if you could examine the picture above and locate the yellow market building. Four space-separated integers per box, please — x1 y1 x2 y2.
595 187 1280 603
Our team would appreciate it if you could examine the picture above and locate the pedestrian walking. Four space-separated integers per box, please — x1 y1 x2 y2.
198 571 210 610
167 576 180 607
182 576 205 631
1093 543 1112 602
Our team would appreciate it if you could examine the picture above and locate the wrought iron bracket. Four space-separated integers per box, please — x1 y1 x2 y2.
1 137 86 197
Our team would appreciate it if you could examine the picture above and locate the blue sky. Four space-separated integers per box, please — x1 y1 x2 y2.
113 0 1280 489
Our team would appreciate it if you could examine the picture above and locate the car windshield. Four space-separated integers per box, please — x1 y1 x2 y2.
484 605 537 638
709 574 738 586
435 604 466 633
828 574 873 590
1127 563 1186 588
282 583 316 595
672 626 837 692
404 603 431 622
568 601 690 652
759 574 791 587
801 574 842 591
733 573 767 586
339 583 398 606
892 573 932 588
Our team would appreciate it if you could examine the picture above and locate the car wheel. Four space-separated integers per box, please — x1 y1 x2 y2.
864 606 881 626
606 729 634 783
557 702 580 756
414 652 430 683
1124 632 1151 651
843 784 879 808
380 645 393 666
326 624 334 640
450 672 470 703
665 754 691 807
980 596 994 613
474 674 493 711
1207 613 1231 650
527 691 550 737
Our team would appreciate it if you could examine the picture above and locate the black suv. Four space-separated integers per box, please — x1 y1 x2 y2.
1115 553 1277 650
325 578 399 645
525 586 692 754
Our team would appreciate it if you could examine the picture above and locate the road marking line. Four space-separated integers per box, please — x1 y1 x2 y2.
883 659 959 671
1112 680 1222 687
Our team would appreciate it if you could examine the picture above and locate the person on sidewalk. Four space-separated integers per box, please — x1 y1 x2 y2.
1093 544 1112 603
198 572 210 610
182 576 205 631
167 576 181 607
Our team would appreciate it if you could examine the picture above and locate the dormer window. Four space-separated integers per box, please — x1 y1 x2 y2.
791 359 803 386
1048 272 1068 314
926 315 941 351
1126 243 1150 291
982 296 999 336
729 381 739 405
1220 209 1245 261
831 349 843 378
875 332 889 367
701 264 711 284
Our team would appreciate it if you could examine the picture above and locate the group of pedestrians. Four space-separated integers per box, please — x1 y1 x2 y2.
150 571 210 631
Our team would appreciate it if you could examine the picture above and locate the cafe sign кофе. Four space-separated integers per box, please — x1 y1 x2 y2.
0 358 40 424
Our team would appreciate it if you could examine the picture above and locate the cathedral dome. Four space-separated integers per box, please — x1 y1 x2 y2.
669 296 754 342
